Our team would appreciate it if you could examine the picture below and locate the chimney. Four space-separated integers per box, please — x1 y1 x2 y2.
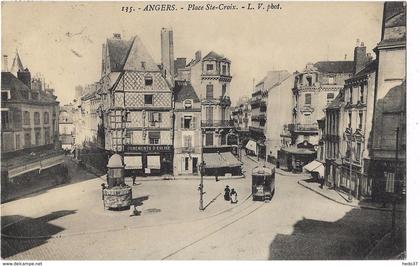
2 55 8 72
174 57 186 76
17 68 31 89
113 33 121 39
160 27 174 81
353 40 368 75
195 50 202 62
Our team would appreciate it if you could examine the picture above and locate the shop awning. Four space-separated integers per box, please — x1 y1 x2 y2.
303 160 323 172
312 164 325 178
220 152 241 167
245 140 257 154
203 153 223 168
147 155 160 169
281 146 316 155
124 156 143 170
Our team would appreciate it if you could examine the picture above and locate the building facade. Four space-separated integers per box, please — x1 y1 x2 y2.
173 80 201 176
370 2 406 202
58 104 77 150
1 52 63 184
99 34 174 176
232 96 251 148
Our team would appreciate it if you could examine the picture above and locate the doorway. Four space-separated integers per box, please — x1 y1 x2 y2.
192 157 198 174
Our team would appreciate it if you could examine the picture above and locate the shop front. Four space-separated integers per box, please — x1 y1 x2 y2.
203 152 242 176
124 145 173 176
278 142 316 172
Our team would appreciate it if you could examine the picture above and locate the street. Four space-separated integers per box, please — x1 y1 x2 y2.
1 156 398 260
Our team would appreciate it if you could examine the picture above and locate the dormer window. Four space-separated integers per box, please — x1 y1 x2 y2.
145 77 153 86
222 65 227 75
206 64 214 71
184 99 193 109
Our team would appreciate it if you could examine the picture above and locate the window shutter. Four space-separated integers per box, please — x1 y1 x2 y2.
148 112 153 122
191 116 195 129
158 113 162 122
181 117 185 129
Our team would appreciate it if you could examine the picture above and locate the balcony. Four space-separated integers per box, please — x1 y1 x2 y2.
201 120 234 128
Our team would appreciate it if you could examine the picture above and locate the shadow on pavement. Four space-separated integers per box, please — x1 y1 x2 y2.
1 210 77 259
132 196 149 207
268 207 406 260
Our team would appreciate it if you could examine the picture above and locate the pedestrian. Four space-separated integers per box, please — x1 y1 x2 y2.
224 185 231 201
215 170 219 182
132 174 136 186
319 175 325 189
230 188 238 204
101 183 106 209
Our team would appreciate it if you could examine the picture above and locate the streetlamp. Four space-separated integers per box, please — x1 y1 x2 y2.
198 129 206 211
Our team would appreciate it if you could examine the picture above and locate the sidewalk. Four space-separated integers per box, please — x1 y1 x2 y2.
297 178 405 212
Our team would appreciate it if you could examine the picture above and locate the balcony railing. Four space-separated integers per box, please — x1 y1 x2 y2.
201 120 234 127
181 146 196 153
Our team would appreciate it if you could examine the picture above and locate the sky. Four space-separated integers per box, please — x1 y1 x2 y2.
1 1 383 106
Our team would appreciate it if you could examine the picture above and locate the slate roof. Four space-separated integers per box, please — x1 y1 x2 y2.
173 80 200 102
203 51 230 62
1 72 57 103
107 38 133 72
314 61 354 74
353 60 378 78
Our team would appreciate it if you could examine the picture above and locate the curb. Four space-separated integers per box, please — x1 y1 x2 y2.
297 180 401 212
124 175 246 182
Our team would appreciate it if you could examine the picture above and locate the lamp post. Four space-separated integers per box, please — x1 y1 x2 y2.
198 129 205 211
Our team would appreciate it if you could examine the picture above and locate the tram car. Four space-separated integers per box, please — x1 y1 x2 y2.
252 165 275 202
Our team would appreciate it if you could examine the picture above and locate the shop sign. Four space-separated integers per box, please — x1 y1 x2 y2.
125 145 172 153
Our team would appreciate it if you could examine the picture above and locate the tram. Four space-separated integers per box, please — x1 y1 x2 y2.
251 165 275 202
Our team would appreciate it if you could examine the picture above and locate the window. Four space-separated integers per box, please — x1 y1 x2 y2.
15 134 21 149
222 65 227 75
206 106 213 121
145 77 153 86
305 93 311 105
327 93 335 104
360 84 365 103
44 112 49 124
184 157 189 171
206 64 213 71
35 131 41 146
182 116 193 129
222 84 226 97
148 112 161 126
349 87 353 104
358 111 363 129
206 84 214 99
348 112 352 128
183 135 192 148
355 142 362 162
1 91 9 101
45 129 50 144
144 95 153 105
23 111 30 125
385 172 395 193
205 132 213 146
328 77 334 85
24 133 31 148
1 111 9 130
184 99 193 109
148 131 160 144
34 112 40 125
306 76 313 86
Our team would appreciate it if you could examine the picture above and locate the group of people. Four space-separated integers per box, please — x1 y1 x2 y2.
224 185 238 204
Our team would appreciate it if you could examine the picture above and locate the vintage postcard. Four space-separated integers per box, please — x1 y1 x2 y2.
0 0 415 263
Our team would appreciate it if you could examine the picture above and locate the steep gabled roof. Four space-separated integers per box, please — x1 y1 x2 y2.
203 51 230 62
173 80 200 103
123 36 160 72
1 72 30 101
107 38 134 72
314 61 354 74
